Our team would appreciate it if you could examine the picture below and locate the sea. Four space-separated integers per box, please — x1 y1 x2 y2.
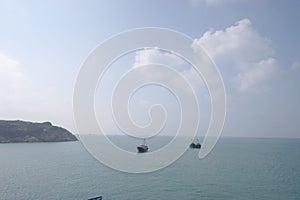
0 136 299 200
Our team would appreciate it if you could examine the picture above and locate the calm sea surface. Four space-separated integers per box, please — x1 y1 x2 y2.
0 137 299 200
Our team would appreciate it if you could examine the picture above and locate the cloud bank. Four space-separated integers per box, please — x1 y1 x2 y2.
195 18 278 92
133 19 278 93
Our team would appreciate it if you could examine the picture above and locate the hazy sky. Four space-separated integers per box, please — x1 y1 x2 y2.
0 0 299 138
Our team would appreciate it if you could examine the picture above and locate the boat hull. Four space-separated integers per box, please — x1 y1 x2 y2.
190 143 201 149
137 145 148 153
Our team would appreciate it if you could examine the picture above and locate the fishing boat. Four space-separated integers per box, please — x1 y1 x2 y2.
88 196 102 200
190 139 201 149
137 139 148 153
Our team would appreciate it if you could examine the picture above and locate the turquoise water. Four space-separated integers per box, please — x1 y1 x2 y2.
0 137 299 199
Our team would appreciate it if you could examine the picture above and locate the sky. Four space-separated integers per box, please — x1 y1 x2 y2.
0 0 299 138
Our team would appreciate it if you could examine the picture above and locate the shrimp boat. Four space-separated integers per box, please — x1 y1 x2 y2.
137 139 148 153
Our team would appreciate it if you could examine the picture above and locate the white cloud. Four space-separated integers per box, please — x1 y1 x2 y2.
134 47 185 69
234 58 278 92
133 19 278 93
133 48 189 92
291 61 300 71
132 18 279 95
196 19 273 63
195 18 277 92
133 48 207 96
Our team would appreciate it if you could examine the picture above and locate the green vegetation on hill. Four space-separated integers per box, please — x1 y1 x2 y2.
0 120 77 143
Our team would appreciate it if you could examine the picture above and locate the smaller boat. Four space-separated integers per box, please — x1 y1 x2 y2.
190 139 201 149
137 139 148 153
88 196 102 200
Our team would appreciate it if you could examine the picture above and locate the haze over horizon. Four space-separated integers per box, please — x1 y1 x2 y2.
0 0 299 138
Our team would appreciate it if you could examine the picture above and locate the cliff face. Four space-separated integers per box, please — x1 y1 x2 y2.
0 120 77 143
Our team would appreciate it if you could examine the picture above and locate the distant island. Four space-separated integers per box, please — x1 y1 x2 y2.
0 120 77 143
